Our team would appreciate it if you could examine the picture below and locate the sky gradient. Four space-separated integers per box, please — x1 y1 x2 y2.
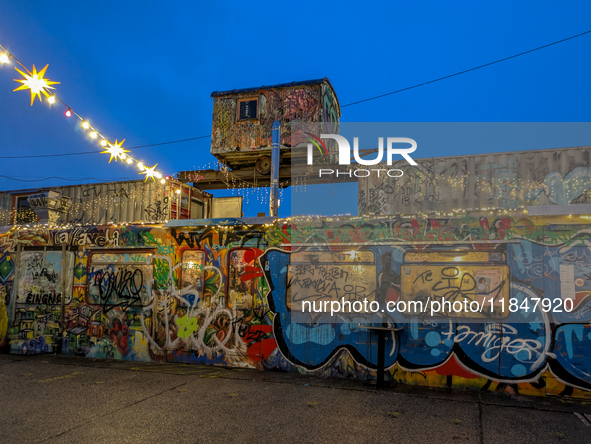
0 2 590 217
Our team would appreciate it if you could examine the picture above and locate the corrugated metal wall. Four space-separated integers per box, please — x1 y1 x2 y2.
358 146 591 215
0 180 169 225
60 180 168 224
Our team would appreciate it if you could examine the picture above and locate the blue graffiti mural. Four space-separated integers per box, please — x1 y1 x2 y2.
262 243 591 390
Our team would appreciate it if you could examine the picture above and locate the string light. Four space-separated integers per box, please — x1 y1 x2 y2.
141 164 158 181
13 64 59 106
101 139 129 163
1 42 166 181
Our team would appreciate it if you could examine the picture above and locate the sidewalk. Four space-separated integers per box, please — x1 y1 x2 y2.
1 354 590 443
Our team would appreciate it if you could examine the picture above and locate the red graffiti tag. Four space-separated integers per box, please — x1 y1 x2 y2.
108 318 129 356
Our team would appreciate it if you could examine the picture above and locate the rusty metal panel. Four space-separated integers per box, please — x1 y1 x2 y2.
358 146 591 215
211 84 323 152
210 79 340 170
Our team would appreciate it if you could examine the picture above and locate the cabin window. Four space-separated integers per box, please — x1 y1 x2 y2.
87 251 152 308
237 98 258 120
228 248 259 309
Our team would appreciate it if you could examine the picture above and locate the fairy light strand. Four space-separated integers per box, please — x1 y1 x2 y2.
0 43 166 182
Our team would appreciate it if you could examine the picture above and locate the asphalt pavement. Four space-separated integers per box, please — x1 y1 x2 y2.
1 354 590 444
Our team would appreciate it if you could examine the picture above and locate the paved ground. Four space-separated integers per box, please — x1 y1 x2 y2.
1 355 591 444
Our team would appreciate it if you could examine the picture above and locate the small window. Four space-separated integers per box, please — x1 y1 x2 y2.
87 252 152 308
181 250 205 293
237 98 258 120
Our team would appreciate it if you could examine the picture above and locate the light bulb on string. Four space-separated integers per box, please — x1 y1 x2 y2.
82 121 90 129
90 131 97 139
0 53 9 64
47 96 56 104
65 109 72 117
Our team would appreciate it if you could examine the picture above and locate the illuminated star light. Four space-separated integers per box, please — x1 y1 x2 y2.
141 164 158 181
101 139 129 163
13 64 59 106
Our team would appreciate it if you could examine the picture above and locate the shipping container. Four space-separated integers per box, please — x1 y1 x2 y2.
0 179 212 226
358 145 591 216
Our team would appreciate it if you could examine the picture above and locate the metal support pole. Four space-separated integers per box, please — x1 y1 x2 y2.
176 188 180 220
269 120 280 217
60 243 68 340
8 244 22 326
376 329 385 388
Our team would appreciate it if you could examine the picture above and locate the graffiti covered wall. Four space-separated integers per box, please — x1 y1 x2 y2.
0 223 275 368
0 180 210 226
263 214 591 397
210 79 340 170
0 211 591 398
358 146 591 216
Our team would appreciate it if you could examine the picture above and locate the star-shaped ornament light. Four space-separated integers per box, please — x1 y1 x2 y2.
141 164 158 181
101 139 129 163
13 64 59 105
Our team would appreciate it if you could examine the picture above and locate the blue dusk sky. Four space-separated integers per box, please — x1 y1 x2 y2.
0 2 590 217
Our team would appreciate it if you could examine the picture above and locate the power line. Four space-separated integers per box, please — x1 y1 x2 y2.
0 174 133 182
341 28 591 107
0 135 212 159
2 28 589 162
